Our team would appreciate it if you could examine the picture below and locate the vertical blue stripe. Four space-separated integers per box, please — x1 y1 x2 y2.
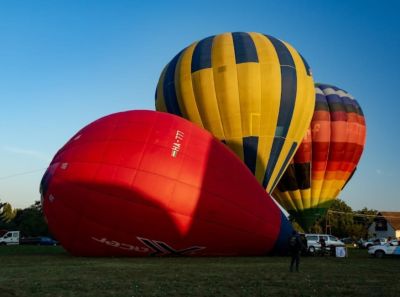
262 138 284 188
264 34 294 66
343 97 356 113
262 35 297 189
276 66 297 129
232 32 258 64
270 212 293 255
316 92 326 103
163 50 184 116
191 35 215 72
270 142 298 192
354 100 364 116
243 136 259 175
300 54 311 76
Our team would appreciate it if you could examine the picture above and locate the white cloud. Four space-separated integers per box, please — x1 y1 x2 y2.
2 146 50 162
376 169 383 175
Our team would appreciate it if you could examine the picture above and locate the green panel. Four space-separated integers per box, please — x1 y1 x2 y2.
289 199 335 232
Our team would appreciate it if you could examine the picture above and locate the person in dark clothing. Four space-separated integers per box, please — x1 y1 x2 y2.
288 231 303 272
299 233 308 256
319 237 326 256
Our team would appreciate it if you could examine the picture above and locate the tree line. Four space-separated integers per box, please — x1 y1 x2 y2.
293 199 378 239
0 200 49 237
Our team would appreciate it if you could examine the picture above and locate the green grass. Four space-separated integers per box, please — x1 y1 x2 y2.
0 246 398 297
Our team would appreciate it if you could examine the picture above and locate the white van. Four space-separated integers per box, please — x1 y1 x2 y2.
305 234 344 254
0 231 20 245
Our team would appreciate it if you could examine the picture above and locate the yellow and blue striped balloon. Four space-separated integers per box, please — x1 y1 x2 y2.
156 32 315 193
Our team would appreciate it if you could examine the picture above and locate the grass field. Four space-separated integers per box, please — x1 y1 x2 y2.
0 246 398 297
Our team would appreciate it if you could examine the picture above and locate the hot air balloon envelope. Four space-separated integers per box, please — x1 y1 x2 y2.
41 110 292 256
273 84 366 230
156 32 315 193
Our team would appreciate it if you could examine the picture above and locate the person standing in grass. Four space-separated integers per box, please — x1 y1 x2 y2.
319 237 326 256
288 231 303 272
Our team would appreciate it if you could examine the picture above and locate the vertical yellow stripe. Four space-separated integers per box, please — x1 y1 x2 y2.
285 43 315 141
235 52 261 136
273 190 296 212
323 180 344 201
284 191 297 212
250 32 281 185
273 187 310 212
300 188 311 209
320 178 334 202
212 33 243 158
191 68 225 139
176 43 204 128
289 189 303 211
311 179 324 207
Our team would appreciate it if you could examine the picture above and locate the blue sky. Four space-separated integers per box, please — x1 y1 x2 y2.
0 0 399 211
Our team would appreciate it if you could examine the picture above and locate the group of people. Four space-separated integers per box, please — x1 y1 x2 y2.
288 232 400 272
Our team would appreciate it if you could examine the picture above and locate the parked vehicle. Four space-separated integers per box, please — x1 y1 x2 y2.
340 237 357 247
39 236 58 246
20 236 41 245
0 231 20 245
368 243 400 258
20 236 58 246
360 238 386 249
305 234 345 254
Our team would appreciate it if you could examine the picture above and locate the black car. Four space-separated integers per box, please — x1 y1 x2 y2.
20 236 41 245
20 236 58 246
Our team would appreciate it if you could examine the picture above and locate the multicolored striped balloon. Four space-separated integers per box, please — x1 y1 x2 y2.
155 32 315 193
273 84 367 230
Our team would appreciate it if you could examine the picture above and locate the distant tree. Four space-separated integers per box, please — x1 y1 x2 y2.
12 201 49 237
309 218 324 234
347 223 366 239
0 200 19 231
0 202 18 223
353 207 378 238
327 199 354 238
0 200 49 237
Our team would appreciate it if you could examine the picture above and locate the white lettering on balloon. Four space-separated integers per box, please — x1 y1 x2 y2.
91 237 150 253
171 130 185 157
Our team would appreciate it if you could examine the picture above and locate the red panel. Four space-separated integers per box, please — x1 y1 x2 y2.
294 128 311 163
41 110 289 256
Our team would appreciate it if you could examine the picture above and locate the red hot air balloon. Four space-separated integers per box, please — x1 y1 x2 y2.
40 110 292 256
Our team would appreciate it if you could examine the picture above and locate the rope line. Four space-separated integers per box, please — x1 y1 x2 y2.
0 168 47 181
327 210 399 219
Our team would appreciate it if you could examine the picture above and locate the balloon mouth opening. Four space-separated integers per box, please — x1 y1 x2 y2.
289 200 335 232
